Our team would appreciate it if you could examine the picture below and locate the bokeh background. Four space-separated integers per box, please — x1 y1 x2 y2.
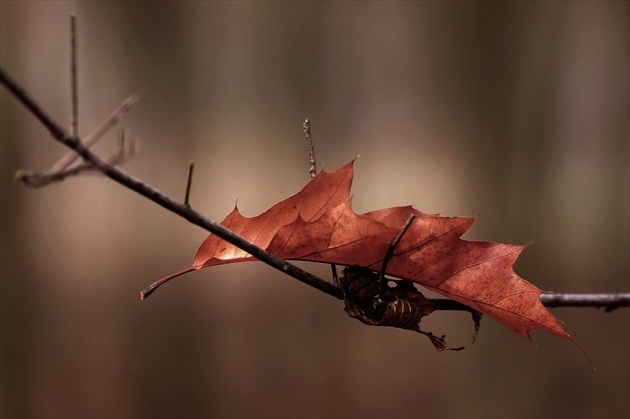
1 1 628 418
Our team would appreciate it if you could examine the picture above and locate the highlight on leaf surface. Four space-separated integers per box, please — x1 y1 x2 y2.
143 160 583 354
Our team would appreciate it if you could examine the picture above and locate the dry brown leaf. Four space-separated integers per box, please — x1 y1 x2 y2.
146 161 585 355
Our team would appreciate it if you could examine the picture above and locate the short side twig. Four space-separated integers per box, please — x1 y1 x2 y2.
15 94 139 188
184 162 194 207
303 118 340 284
378 214 416 294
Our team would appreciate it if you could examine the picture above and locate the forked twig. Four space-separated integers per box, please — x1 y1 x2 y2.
13 16 138 188
51 94 138 173
15 130 134 186
14 95 139 188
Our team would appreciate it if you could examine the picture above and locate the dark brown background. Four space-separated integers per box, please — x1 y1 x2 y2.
1 1 628 418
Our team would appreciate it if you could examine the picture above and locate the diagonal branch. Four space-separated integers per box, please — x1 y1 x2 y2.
1 68 629 313
0 68 342 301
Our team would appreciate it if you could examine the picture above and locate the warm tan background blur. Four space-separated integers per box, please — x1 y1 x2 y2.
1 1 628 418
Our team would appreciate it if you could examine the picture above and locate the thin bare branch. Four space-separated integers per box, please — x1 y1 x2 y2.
1 68 342 301
429 293 630 312
540 293 630 312
2 68 629 313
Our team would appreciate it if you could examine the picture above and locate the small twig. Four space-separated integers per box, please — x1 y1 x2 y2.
540 293 630 312
14 95 139 188
331 265 339 285
303 118 340 284
15 132 135 186
303 118 317 179
184 162 194 207
15 162 94 186
378 214 416 295
107 129 135 166
69 14 78 138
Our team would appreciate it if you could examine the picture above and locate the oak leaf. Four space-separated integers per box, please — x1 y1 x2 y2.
146 161 580 351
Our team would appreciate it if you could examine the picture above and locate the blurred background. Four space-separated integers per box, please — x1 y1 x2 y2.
1 1 628 418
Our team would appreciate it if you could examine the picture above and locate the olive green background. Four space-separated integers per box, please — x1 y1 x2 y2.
1 1 628 418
